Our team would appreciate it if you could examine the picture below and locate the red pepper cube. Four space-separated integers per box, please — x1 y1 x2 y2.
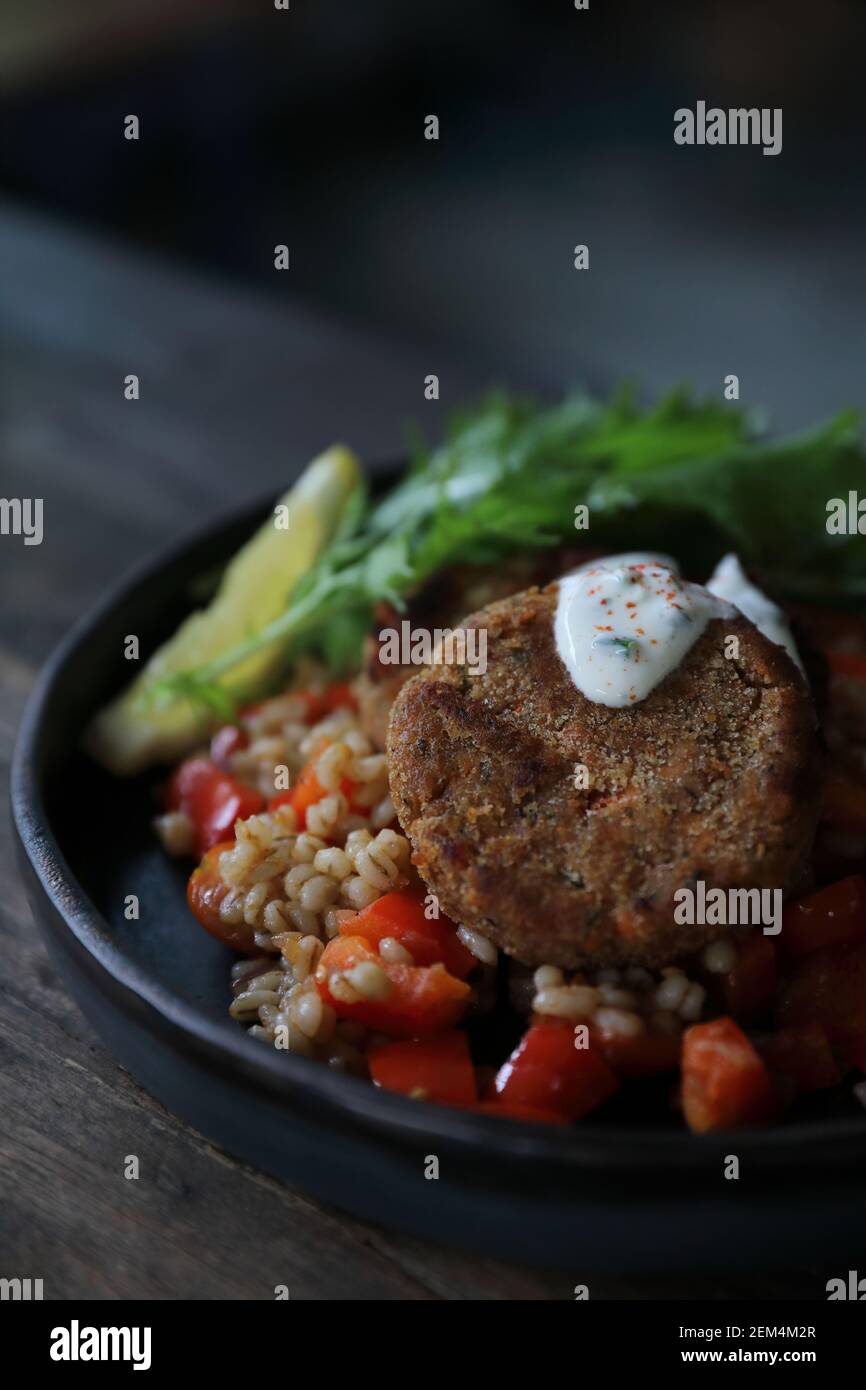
681 1017 778 1133
493 1019 619 1122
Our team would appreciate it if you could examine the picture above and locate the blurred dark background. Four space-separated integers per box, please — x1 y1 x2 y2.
1 0 865 428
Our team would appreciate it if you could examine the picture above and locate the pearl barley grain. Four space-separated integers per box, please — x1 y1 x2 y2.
678 982 706 1021
594 1007 645 1040
456 925 497 965
702 938 737 974
344 960 392 1001
533 985 598 1021
379 936 414 965
533 965 564 991
654 973 689 1012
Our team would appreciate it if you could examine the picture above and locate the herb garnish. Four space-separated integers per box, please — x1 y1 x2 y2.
153 386 866 712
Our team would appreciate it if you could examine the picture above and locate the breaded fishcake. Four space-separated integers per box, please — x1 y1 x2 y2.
387 584 822 968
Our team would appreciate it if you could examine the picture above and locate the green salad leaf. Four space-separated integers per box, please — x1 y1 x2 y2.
158 386 866 704
587 408 866 598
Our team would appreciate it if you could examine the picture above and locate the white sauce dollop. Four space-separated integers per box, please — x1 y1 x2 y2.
554 556 734 708
707 553 803 672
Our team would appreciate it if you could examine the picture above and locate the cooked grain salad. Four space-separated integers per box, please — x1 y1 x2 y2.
88 391 866 1131
151 602 866 1133
157 686 492 1079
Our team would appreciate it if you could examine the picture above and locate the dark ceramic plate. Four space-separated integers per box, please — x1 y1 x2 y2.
12 480 866 1271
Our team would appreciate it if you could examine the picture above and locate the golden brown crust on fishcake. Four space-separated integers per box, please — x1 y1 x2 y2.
387 584 823 969
356 551 596 750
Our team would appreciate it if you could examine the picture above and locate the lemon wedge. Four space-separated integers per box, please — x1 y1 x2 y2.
86 444 361 774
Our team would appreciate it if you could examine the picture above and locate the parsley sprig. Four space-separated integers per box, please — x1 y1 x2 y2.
154 387 866 712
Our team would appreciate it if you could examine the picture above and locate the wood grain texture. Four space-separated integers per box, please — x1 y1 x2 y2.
0 203 824 1299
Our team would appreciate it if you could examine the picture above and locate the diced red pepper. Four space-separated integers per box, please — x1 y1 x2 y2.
776 940 866 1060
719 933 776 1021
368 1030 477 1105
209 723 248 767
279 756 328 828
473 1101 570 1126
781 875 866 958
187 840 257 952
757 1021 841 1092
301 682 359 721
681 1017 778 1133
269 737 364 828
167 757 264 856
596 1028 681 1078
315 935 470 1037
339 891 476 979
492 1019 619 1122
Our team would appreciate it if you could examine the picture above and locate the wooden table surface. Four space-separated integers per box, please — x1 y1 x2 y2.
0 203 824 1299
